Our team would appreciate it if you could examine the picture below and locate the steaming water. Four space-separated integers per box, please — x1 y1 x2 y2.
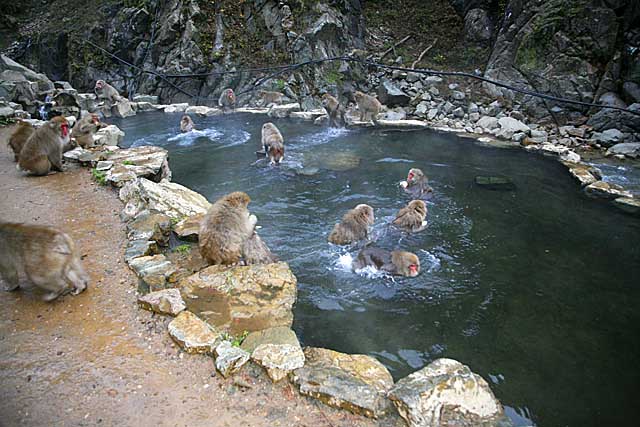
113 112 640 427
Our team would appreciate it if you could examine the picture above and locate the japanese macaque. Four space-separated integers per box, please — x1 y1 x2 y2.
393 200 427 232
354 91 382 123
257 90 284 107
94 80 122 109
328 204 375 245
18 116 70 176
261 122 285 165
242 232 278 265
199 192 258 265
321 93 345 127
218 88 236 113
400 168 433 199
7 120 35 161
352 247 421 277
72 113 106 148
180 115 195 133
0 223 88 301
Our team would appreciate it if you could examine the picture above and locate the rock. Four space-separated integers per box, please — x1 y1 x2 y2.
179 262 297 334
442 101 454 114
134 102 157 112
565 164 600 187
240 326 299 353
468 102 479 114
138 288 186 316
127 210 172 246
598 92 627 108
267 102 301 118
105 146 171 186
133 94 159 104
427 108 438 120
606 143 640 158
380 109 407 121
474 176 516 191
587 103 640 133
168 311 221 354
63 147 90 162
163 103 189 113
623 82 640 103
94 125 125 146
95 160 113 171
119 178 211 221
487 100 501 116
241 327 304 382
476 116 499 130
424 76 443 86
77 93 97 112
375 119 429 130
451 91 466 101
559 150 581 163
111 100 135 118
452 107 465 118
292 347 394 418
128 254 178 293
124 239 159 263
612 197 640 216
378 79 410 107
496 117 530 140
511 132 526 143
388 358 505 427
464 8 492 42
584 181 633 200
559 126 588 139
214 341 251 378
592 128 625 147
290 110 326 120
185 105 221 116
529 129 548 144
173 214 204 241
314 115 329 126
415 102 429 117
428 86 440 96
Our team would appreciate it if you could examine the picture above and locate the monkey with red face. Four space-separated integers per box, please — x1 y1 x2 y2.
18 116 71 176
352 247 421 277
400 168 433 199
218 88 236 113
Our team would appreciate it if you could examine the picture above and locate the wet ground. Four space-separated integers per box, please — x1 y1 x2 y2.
0 129 394 427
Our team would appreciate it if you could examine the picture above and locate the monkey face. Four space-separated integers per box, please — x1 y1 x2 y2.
407 262 420 277
409 200 427 216
355 204 374 224
407 168 424 184
226 89 235 100
51 116 70 138
95 80 104 90
91 114 100 124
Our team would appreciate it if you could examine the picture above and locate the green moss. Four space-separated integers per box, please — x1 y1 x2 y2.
91 168 107 185
222 330 250 347
122 160 135 165
173 244 191 254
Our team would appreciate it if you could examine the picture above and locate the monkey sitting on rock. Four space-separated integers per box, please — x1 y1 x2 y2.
352 246 421 277
218 88 236 113
18 116 73 176
354 90 382 124
72 113 107 148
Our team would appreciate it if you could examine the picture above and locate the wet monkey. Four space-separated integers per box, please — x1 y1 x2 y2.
257 90 284 107
218 88 237 113
354 91 382 123
18 116 70 176
400 168 433 199
393 200 427 232
180 115 195 133
353 247 421 277
7 120 35 161
321 93 345 127
261 122 285 165
328 204 375 245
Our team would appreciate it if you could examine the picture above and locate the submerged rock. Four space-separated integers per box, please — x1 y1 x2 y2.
565 163 601 187
292 347 394 418
474 176 516 191
168 311 222 354
214 341 251 378
612 197 640 216
606 143 640 158
138 288 186 316
388 358 505 427
584 181 633 200
179 262 297 334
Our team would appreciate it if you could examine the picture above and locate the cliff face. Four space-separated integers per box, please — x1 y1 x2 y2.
1 0 638 117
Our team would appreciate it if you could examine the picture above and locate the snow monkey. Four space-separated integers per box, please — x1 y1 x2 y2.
72 113 107 148
261 122 285 165
0 222 89 301
400 168 433 199
242 232 278 265
328 204 375 245
257 90 284 107
393 200 427 232
180 115 195 133
218 88 236 113
7 120 35 161
94 80 122 109
199 192 258 265
352 247 421 277
321 93 345 127
18 116 70 176
354 90 382 123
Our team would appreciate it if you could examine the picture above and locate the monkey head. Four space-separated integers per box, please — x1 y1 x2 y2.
391 251 420 277
95 80 105 90
225 89 236 101
50 116 70 140
407 168 425 185
268 144 284 166
321 93 333 107
354 204 375 225
354 91 366 102
408 200 427 217
224 191 251 208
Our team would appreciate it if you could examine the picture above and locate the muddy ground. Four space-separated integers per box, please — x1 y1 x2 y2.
0 128 395 427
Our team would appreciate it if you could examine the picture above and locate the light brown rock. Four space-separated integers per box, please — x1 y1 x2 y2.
167 311 221 354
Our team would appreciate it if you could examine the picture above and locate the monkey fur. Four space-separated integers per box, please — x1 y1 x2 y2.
7 120 34 161
261 122 285 165
18 116 70 176
353 246 421 277
328 204 375 245
218 88 237 113
354 91 382 123
180 115 195 133
393 200 427 232
73 113 106 148
321 93 346 127
400 168 433 199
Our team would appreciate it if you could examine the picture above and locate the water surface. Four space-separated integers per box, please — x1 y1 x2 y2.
113 112 640 427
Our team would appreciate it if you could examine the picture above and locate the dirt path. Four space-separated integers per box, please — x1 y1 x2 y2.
0 135 385 427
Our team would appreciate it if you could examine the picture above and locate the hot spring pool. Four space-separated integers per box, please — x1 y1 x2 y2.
112 111 640 427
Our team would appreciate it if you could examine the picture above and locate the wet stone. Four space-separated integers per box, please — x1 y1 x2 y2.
612 197 640 216
267 103 301 118
291 347 394 418
173 214 204 241
474 176 516 191
214 341 251 378
564 163 601 187
124 239 159 263
584 181 633 200
138 288 186 316
168 311 222 354
127 210 172 246
388 358 506 427
94 125 125 147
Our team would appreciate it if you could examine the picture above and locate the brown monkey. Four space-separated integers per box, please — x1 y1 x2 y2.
328 204 375 245
393 200 427 232
0 223 89 301
199 191 257 265
94 80 122 109
257 90 284 107
321 93 345 127
218 88 236 113
400 168 433 199
72 113 107 148
7 120 35 161
352 247 421 277
354 91 382 123
242 232 278 265
180 115 195 133
18 116 70 176
261 122 285 165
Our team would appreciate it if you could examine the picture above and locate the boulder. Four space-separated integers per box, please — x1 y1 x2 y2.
163 103 189 113
124 239 159 262
111 100 135 118
173 214 204 241
290 110 326 121
168 311 222 354
243 327 305 382
612 197 640 216
495 117 530 140
623 82 640 103
77 93 97 112
584 181 633 200
94 125 125 146
564 163 601 187
133 94 159 104
476 116 499 130
464 8 492 42
378 79 410 107
214 341 251 378
606 143 640 158
592 129 625 147
388 358 505 427
474 176 515 191
598 92 627 108
267 103 301 118
127 210 172 246
587 104 640 133
185 105 221 116
179 262 297 334
292 347 394 418
138 288 186 316
105 146 171 187
128 254 178 293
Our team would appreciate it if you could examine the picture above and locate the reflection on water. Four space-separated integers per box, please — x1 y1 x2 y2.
113 112 640 427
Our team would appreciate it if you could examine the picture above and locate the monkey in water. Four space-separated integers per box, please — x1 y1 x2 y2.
94 80 122 109
257 90 284 107
199 192 258 265
73 113 107 148
180 115 195 133
7 120 35 161
0 223 89 301
328 204 375 245
18 116 70 176
354 91 382 124
261 122 285 165
218 88 236 113
400 168 433 199
352 247 421 277
393 200 427 233
321 93 346 127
